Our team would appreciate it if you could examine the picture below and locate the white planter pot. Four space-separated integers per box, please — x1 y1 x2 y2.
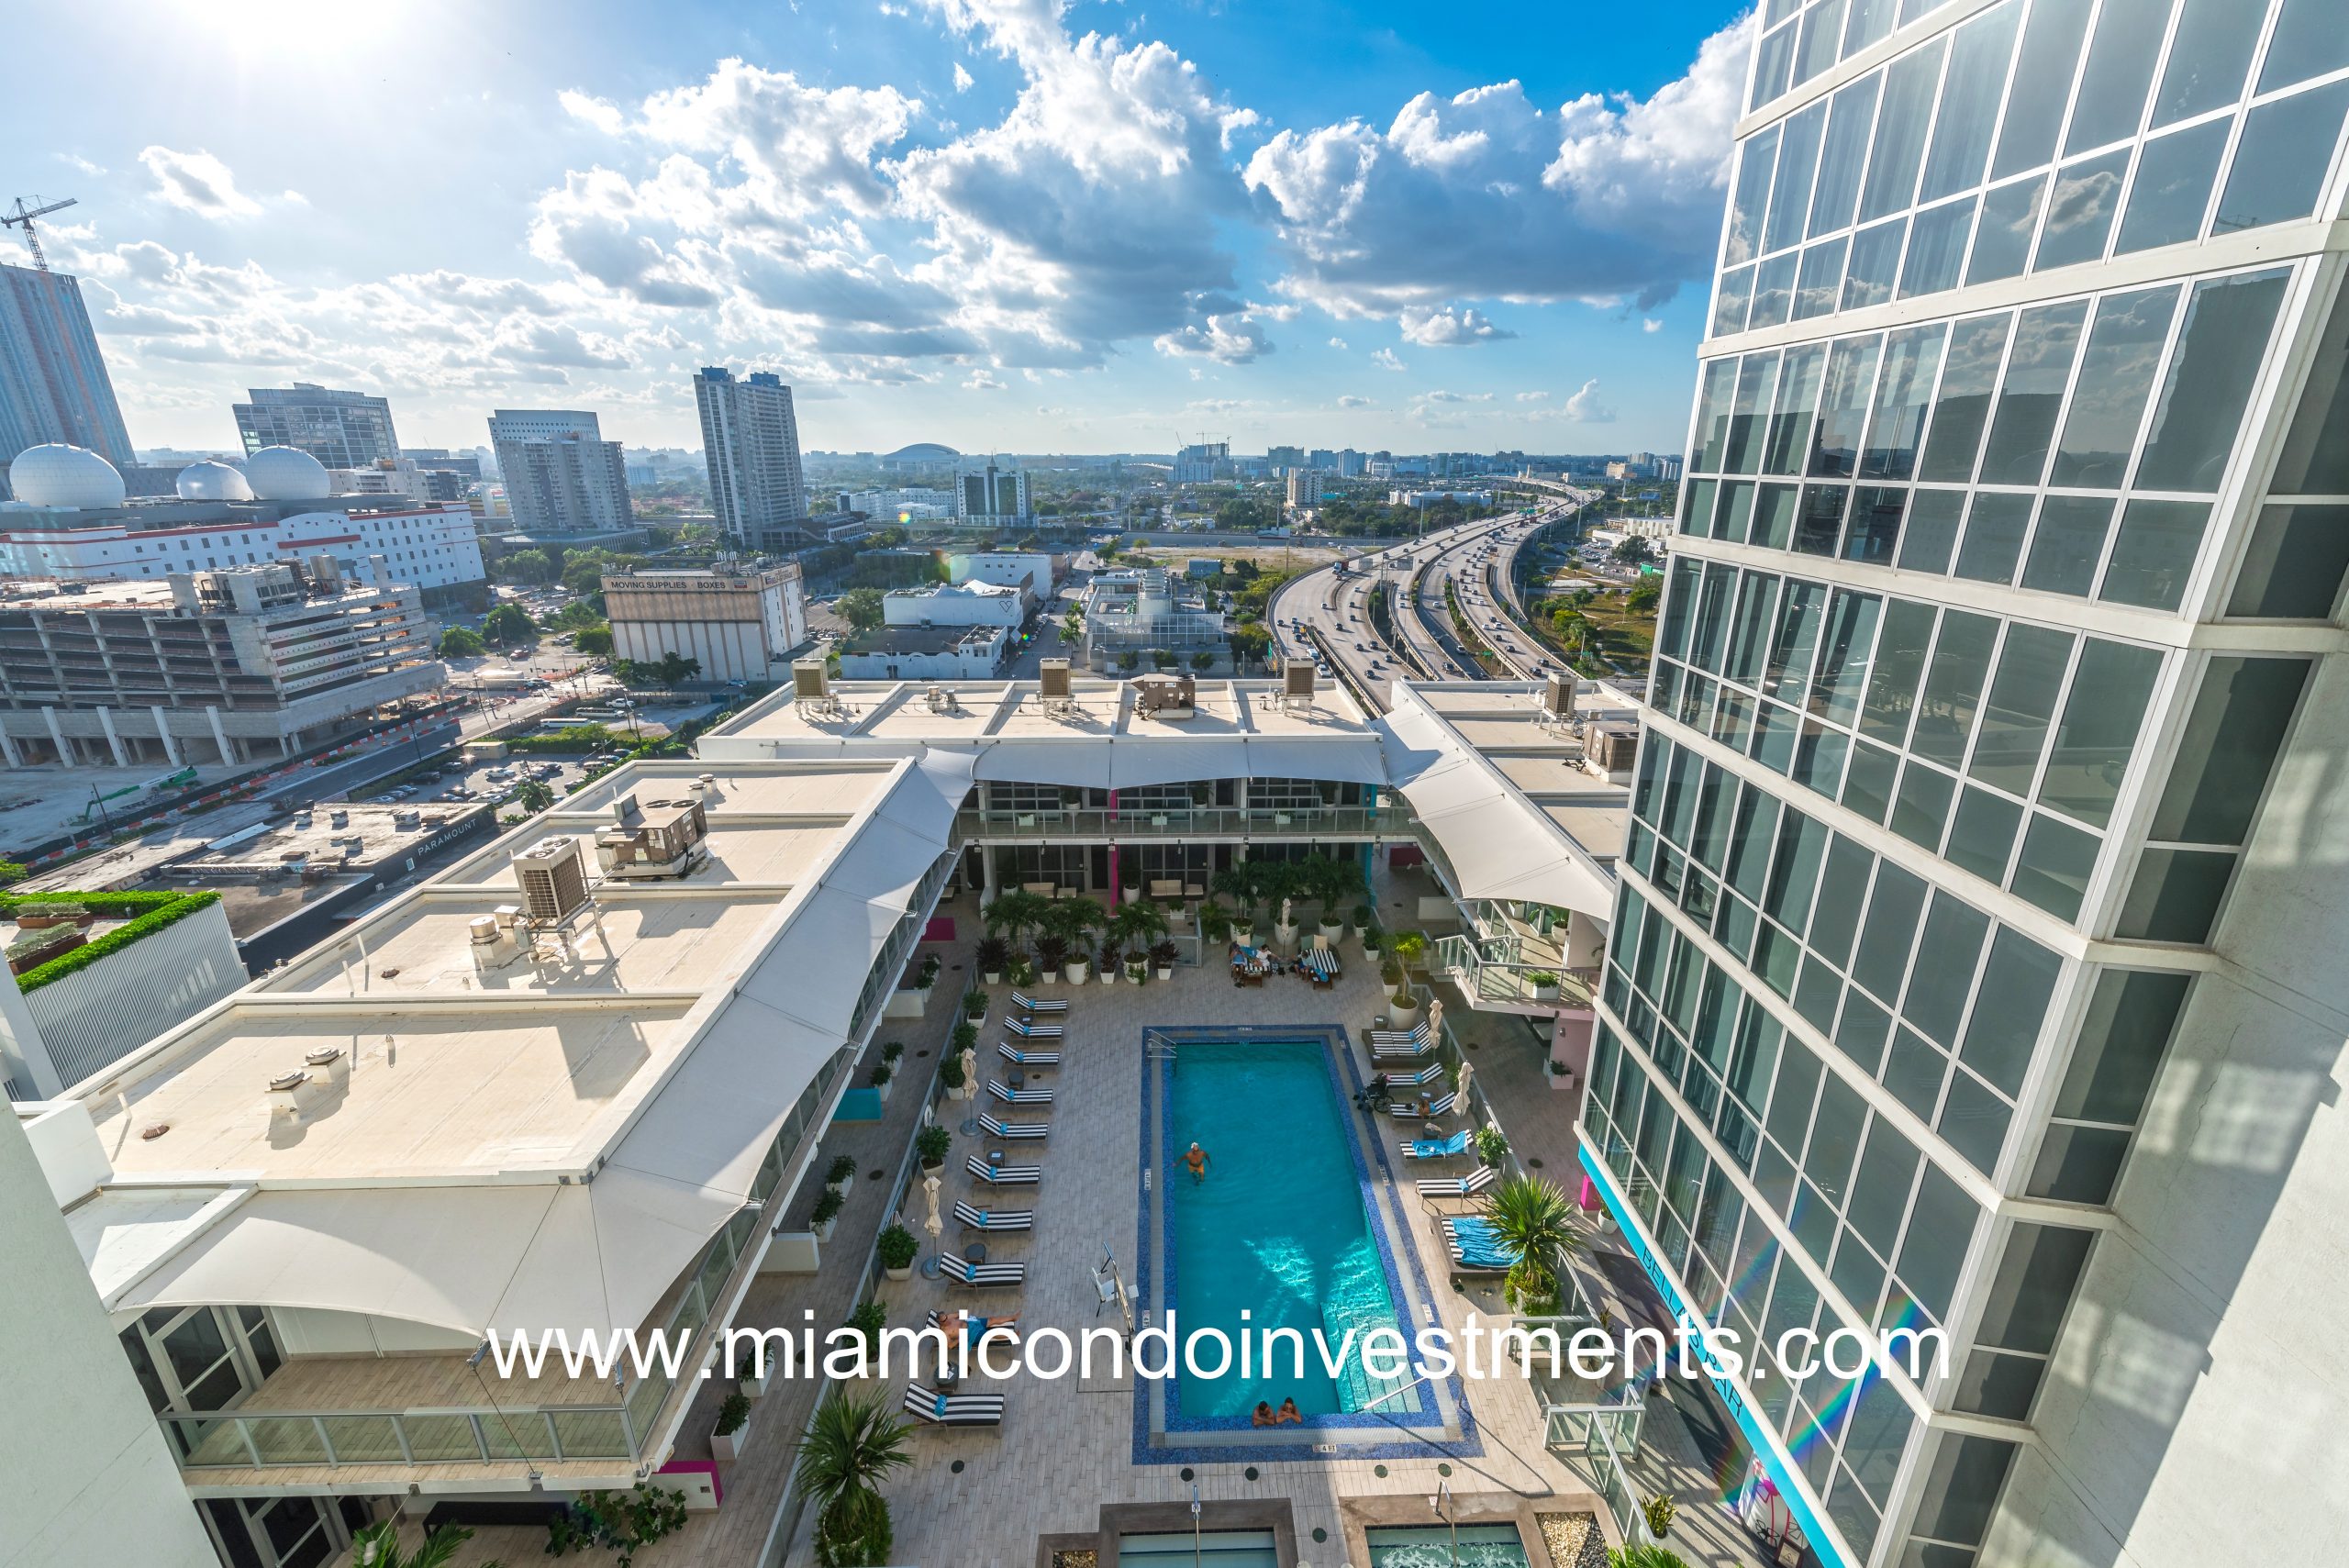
827 1172 854 1201
812 1216 838 1242
1232 924 1254 945
1274 923 1297 951
740 1376 767 1399
874 1079 894 1105
883 1263 914 1282
1066 962 1090 984
984 970 1002 985
1100 966 1118 984
1319 921 1344 946
711 1429 743 1462
1126 968 1147 985
1157 966 1173 981
1533 984 1559 1001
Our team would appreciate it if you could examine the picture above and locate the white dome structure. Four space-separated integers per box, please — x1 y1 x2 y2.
245 445 332 502
7 443 127 509
175 460 254 502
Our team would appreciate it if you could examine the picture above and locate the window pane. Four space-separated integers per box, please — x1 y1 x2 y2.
1861 599 1936 743
1919 313 2014 482
1976 1223 2095 1352
2119 847 2236 941
2011 811 2100 920
2259 0 2349 93
1797 484 1853 556
1898 488 1965 573
1810 75 1883 238
1794 238 1850 322
1764 347 1827 477
2052 285 2179 488
1863 39 1950 222
2099 499 2210 611
1797 0 1849 86
1938 1068 2012 1173
2040 639 2159 828
1809 834 1875 964
1970 622 2074 792
1957 928 2061 1095
1753 19 1798 112
1713 265 1756 337
1920 6 2020 205
1954 493 2032 584
1845 487 1908 564
1967 174 2046 284
1751 251 1799 330
2064 0 2172 156
1852 861 1926 1001
1691 358 1738 473
1910 1434 2019 1548
1842 217 1907 310
2026 1123 2134 1203
1767 101 1831 255
2227 504 2349 618
1904 894 1990 1046
1844 0 1898 53
2020 495 2116 596
2033 148 2130 271
1897 1165 1980 1322
2114 119 2229 254
2213 81 2349 234
2134 269 2288 492
1862 325 1946 480
1845 1118 1920 1254
2153 0 2260 124
1980 300 2088 484
2054 967 2192 1123
2271 279 2349 493
1994 0 2097 178
1726 352 1784 474
1900 196 1976 298
1680 477 1720 538
1946 784 2023 884
1726 125 1780 267
1892 759 1957 849
1810 337 1883 478
1912 610 1998 767
1843 740 1899 822
2149 656 2310 843
1754 484 1800 549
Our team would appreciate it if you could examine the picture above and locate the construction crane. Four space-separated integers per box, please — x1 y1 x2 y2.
3 195 77 272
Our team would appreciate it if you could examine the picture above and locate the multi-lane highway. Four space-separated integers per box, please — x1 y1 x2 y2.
1269 493 1598 709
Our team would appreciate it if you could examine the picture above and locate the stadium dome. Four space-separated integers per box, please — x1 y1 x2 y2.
7 443 127 509
245 445 332 501
176 460 254 501
883 442 961 462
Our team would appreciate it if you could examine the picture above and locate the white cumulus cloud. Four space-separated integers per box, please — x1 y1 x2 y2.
1398 305 1514 346
1564 377 1616 423
139 147 262 218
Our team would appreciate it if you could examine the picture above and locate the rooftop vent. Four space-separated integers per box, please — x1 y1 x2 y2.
1039 658 1072 699
512 837 591 923
793 658 834 709
1283 662 1318 705
1542 672 1576 720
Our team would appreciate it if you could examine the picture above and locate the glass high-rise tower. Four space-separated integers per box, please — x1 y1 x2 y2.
1585 3 2349 1565
0 261 135 469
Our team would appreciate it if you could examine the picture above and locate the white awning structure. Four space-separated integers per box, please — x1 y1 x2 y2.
1375 698 1615 919
963 735 1388 791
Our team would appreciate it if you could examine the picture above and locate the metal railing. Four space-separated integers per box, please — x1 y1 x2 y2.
165 1403 637 1472
954 804 1408 840
1434 930 1598 1009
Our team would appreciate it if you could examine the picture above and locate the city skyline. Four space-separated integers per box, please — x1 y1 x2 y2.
8 0 1748 456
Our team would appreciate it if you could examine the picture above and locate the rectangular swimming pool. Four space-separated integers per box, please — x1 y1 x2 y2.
1364 1524 1531 1567
1165 1037 1409 1418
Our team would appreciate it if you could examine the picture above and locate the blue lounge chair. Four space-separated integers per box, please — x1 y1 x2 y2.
1009 989 1066 1014
1441 1215 1520 1272
967 1155 1041 1185
952 1201 1033 1233
987 1080 1053 1106
940 1251 1027 1287
981 1111 1050 1141
903 1382 1006 1428
999 1042 1061 1068
1400 1129 1473 1160
1417 1164 1500 1202
1004 1015 1064 1040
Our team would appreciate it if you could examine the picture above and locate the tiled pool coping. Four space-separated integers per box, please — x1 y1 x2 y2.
1131 1022 1484 1465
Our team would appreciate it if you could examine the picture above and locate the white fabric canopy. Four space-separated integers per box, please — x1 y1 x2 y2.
965 735 1388 791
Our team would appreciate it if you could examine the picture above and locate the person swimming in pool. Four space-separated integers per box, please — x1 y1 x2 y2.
1184 1141 1208 1181
1275 1397 1303 1425
1252 1400 1275 1427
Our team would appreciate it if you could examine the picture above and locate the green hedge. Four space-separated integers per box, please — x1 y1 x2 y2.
2 891 220 993
506 724 624 753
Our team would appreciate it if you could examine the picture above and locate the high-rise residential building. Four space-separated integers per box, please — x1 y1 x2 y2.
1286 468 1322 508
0 261 135 470
1267 444 1306 468
694 366 807 549
1337 448 1366 477
955 458 1030 526
1173 439 1229 484
231 384 400 470
486 409 633 535
1609 6 2349 1568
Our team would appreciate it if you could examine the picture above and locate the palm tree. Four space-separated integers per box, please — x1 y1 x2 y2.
1208 862 1260 928
1040 895 1106 954
348 1520 497 1567
981 889 1053 952
1608 1548 1695 1568
1254 858 1306 930
1481 1173 1580 1311
1303 852 1362 928
793 1391 914 1568
1108 899 1169 957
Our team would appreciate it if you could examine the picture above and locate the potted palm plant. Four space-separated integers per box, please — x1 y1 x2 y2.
827 1154 857 1201
1150 939 1178 980
939 1050 967 1100
1351 904 1375 947
1108 899 1168 963
876 1224 919 1282
916 1124 952 1172
711 1390 752 1462
1035 934 1071 984
1211 864 1258 945
792 1390 913 1568
1200 903 1234 946
1481 1173 1579 1311
981 889 1052 962
1043 897 1105 984
1125 952 1149 984
976 936 1009 986
869 1060 894 1105
1527 969 1560 1000
810 1186 845 1243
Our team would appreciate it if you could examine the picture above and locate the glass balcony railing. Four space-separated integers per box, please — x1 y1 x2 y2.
1434 931 1598 1009
164 1404 637 1471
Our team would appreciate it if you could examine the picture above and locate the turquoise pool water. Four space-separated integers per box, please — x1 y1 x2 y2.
1364 1523 1532 1567
1167 1038 1403 1418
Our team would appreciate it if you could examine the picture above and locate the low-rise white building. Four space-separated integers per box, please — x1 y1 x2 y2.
603 562 808 683
946 550 1056 600
835 623 1008 680
882 579 1025 628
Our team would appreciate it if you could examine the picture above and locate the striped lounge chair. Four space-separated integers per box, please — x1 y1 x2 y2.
1417 1163 1500 1202
1387 1090 1459 1118
1370 1023 1437 1061
1003 1015 1064 1040
980 1111 1050 1141
987 1079 1053 1106
903 1382 1006 1428
967 1155 1041 1185
1399 1129 1472 1160
952 1201 1033 1233
1009 989 1067 1014
940 1252 1027 1288
925 1308 1020 1346
1386 1063 1444 1088
998 1041 1062 1068
1440 1214 1520 1273
1300 948 1340 985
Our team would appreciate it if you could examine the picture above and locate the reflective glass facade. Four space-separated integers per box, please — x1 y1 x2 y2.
1602 2 2349 1563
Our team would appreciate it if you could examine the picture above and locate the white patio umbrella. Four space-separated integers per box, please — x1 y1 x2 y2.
923 1173 944 1269
1428 996 1445 1037
1456 1057 1475 1109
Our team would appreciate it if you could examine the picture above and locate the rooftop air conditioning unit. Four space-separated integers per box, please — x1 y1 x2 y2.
793 659 831 702
512 836 590 923
1039 658 1072 699
1542 672 1576 720
1284 662 1318 702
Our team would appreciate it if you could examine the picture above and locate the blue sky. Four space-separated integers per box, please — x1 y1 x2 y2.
13 0 1753 456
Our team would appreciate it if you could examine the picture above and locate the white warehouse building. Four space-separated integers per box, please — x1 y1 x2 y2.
882 579 1026 628
602 562 808 683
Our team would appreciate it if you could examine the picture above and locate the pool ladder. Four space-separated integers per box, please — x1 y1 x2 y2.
1144 1030 1178 1061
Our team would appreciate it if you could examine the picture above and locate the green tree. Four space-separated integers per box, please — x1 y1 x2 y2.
1610 535 1656 566
838 587 886 636
437 626 485 658
481 604 537 647
548 597 606 631
574 626 614 658
514 779 556 814
498 548 555 585
981 889 1054 951
347 1518 500 1568
1116 650 1141 672
1625 576 1662 613
1608 1547 1695 1568
1481 1173 1580 1309
1188 650 1216 672
1228 624 1270 666
653 651 701 689
793 1392 914 1568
